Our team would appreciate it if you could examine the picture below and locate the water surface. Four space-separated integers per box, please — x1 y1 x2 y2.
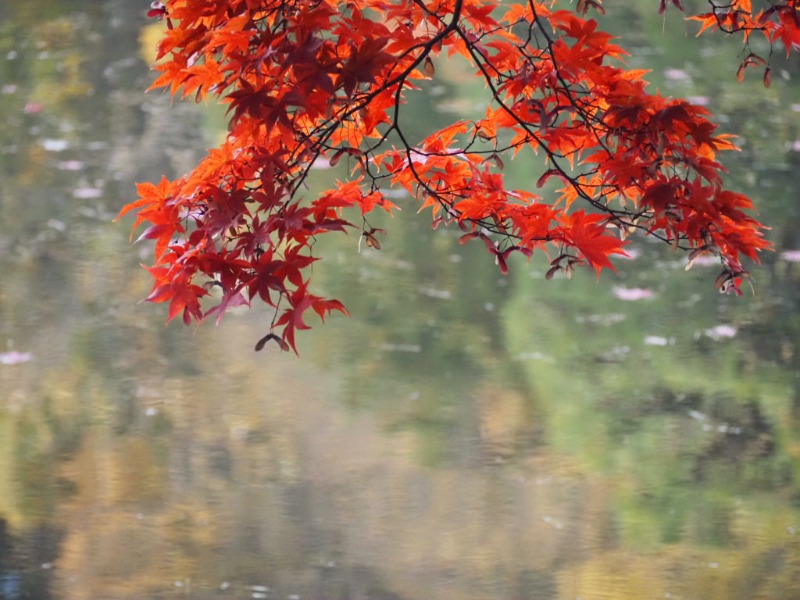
1 2 800 599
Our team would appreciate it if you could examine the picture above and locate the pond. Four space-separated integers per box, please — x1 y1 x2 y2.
1 1 799 599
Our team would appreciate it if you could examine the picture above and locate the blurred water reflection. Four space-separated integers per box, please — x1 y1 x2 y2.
1 1 799 599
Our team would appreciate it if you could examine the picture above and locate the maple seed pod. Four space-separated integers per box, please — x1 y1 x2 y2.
362 227 385 250
686 247 706 269
329 147 361 167
254 333 290 352
423 57 435 78
495 247 515 275
147 1 168 19
255 333 280 351
714 270 734 292
490 153 504 170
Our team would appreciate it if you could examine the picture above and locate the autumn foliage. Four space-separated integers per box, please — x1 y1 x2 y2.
120 0 784 352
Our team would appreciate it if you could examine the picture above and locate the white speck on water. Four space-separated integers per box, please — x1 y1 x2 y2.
73 187 104 199
664 68 691 81
0 351 32 365
41 138 69 152
612 286 654 301
382 188 409 199
687 96 709 106
57 160 84 171
380 343 422 353
604 345 630 359
688 410 707 422
515 351 554 362
541 515 564 530
311 157 332 169
704 324 737 341
644 335 673 346
418 286 451 299
575 313 626 326
77 206 98 219
780 250 800 262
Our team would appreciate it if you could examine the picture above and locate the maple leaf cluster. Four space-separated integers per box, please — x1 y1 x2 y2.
120 0 772 353
686 0 800 86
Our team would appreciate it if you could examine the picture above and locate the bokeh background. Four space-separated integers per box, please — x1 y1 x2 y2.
1 1 800 598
